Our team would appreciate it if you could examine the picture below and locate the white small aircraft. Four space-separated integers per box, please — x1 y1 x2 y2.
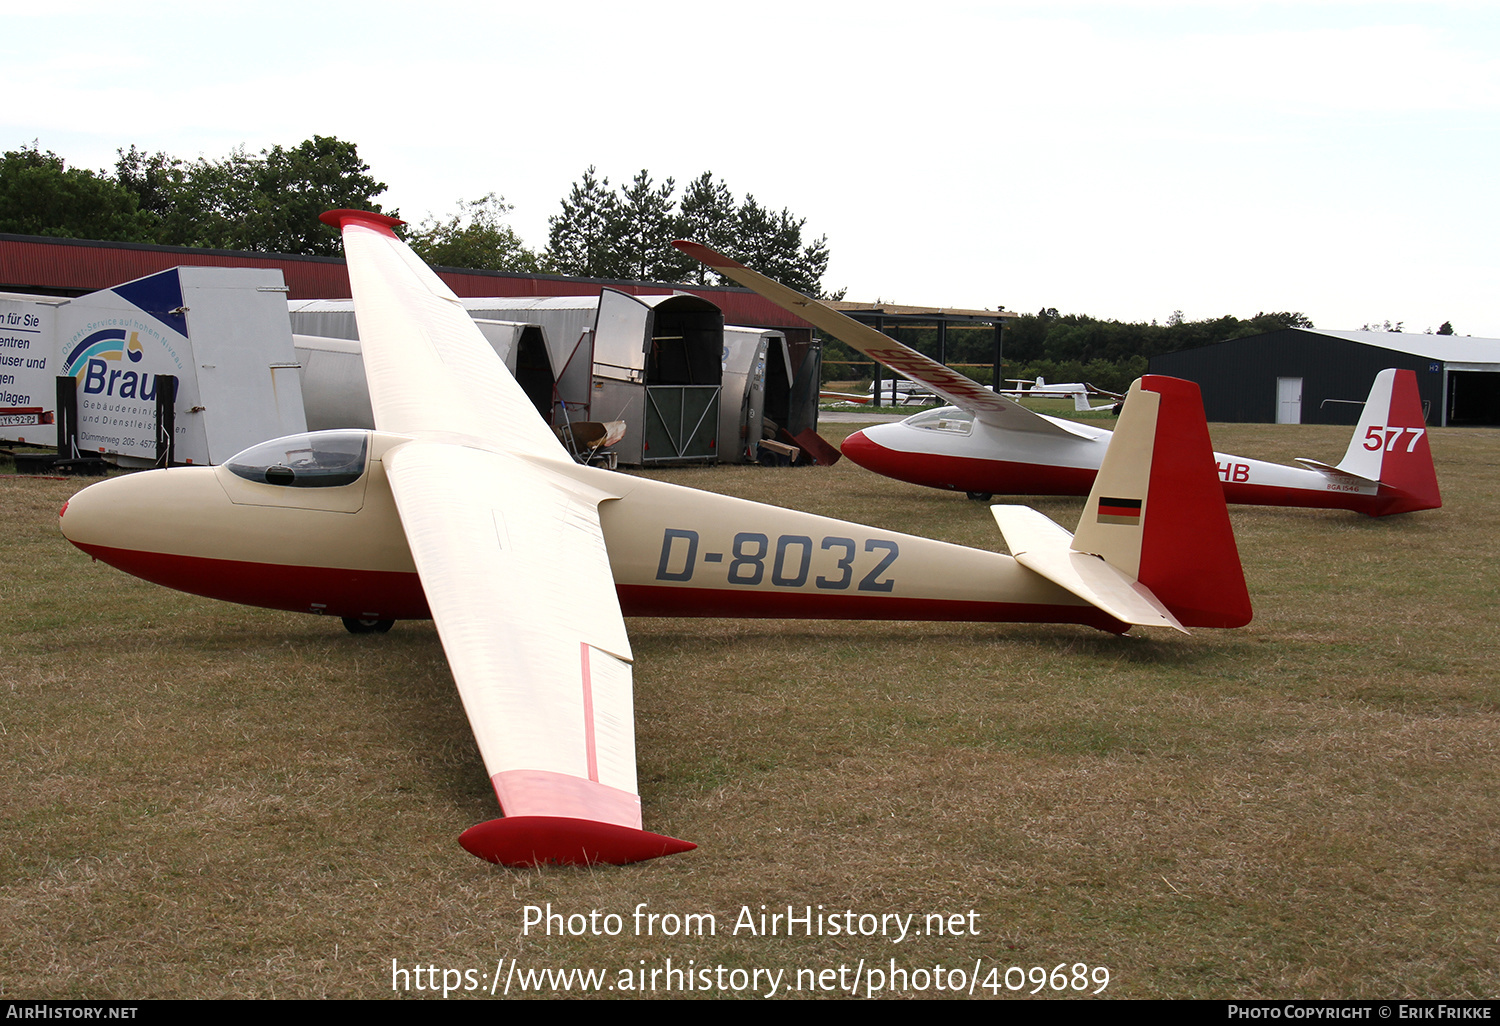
675 242 1441 517
60 211 1249 868
999 377 1124 414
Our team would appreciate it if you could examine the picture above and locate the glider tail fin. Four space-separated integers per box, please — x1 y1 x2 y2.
1072 375 1252 628
1333 369 1441 515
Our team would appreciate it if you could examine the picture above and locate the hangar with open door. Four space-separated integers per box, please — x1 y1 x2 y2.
1150 328 1500 427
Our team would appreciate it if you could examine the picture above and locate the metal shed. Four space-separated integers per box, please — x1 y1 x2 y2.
1149 329 1500 427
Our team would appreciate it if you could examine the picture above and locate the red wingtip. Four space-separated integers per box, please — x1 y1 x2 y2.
460 816 696 867
320 209 406 235
672 240 741 271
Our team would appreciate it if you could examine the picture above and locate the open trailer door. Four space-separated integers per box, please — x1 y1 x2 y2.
589 289 723 465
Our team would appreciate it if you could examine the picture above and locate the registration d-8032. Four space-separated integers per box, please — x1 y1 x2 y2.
655 528 899 591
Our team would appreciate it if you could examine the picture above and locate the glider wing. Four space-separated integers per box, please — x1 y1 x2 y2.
326 210 691 865
673 240 1093 439
329 210 565 458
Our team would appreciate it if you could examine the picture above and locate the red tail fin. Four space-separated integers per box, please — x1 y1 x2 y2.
1334 369 1441 515
1074 375 1251 628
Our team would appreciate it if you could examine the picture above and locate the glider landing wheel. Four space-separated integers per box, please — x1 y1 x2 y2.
342 617 395 634
966 491 993 502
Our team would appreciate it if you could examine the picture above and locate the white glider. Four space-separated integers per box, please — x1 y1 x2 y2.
60 212 1250 867
674 242 1441 516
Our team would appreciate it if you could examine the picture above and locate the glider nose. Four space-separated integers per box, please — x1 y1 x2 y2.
58 478 114 551
60 467 226 560
839 422 952 492
841 426 911 482
840 427 886 471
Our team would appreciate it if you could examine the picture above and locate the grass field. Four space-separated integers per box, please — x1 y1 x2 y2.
2 421 1496 999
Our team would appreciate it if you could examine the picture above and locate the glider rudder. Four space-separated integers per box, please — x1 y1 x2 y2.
1334 368 1442 515
1073 375 1252 629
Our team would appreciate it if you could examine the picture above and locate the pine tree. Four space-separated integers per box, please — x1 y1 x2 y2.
672 172 737 284
613 170 677 281
545 166 622 277
544 167 833 294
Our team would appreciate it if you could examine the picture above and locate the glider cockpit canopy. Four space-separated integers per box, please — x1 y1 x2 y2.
224 429 370 489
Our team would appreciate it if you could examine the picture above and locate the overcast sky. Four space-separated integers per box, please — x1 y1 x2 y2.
5 0 1496 335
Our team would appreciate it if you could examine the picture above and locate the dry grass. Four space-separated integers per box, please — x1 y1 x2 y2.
2 422 1497 999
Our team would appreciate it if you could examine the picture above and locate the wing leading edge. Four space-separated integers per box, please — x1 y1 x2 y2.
673 240 1092 440
325 209 693 866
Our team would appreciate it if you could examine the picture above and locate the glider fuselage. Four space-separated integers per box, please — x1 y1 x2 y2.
59 429 1126 633
843 408 1426 516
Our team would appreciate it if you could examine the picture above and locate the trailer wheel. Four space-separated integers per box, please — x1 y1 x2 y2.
966 491 993 502
343 617 395 634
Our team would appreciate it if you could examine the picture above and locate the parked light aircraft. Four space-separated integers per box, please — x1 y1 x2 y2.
674 242 1441 517
999 377 1124 414
59 211 1249 868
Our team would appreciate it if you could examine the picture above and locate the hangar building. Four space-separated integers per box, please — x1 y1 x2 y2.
1149 328 1500 427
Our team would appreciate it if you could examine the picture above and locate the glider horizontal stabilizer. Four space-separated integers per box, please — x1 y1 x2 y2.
1293 458 1379 488
992 504 1186 632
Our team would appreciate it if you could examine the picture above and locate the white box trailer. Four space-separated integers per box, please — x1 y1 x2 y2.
0 291 67 445
8 267 306 465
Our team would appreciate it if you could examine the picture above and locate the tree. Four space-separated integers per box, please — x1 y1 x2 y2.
800 232 835 300
0 143 153 241
1437 321 1455 335
612 169 677 281
1243 311 1314 333
545 166 623 278
406 193 540 272
544 167 834 294
732 195 828 295
672 172 738 284
114 145 202 244
219 136 390 255
114 136 389 254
